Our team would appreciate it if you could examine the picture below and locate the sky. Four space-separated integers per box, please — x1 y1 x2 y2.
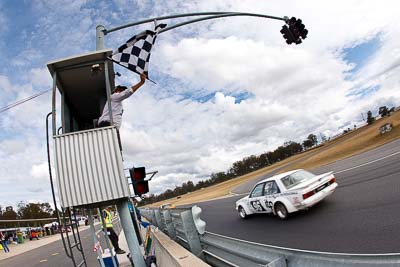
0 0 399 208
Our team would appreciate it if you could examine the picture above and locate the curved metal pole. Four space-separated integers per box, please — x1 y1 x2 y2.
104 11 287 35
46 112 58 218
159 12 287 34
105 12 233 34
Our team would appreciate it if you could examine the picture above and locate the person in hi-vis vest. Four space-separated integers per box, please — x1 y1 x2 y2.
103 207 126 254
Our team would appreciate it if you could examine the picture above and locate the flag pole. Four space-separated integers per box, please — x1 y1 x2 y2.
107 57 157 84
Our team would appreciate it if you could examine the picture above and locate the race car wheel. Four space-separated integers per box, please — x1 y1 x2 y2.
275 202 288 219
238 206 248 219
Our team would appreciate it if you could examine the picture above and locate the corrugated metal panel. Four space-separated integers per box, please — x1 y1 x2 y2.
53 127 129 207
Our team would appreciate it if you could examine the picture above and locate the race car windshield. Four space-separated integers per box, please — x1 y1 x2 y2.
281 170 316 189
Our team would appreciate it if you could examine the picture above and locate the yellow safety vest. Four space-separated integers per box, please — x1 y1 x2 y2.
104 210 113 228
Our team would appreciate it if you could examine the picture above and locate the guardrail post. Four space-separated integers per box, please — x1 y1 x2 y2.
151 209 157 226
154 209 164 230
181 210 204 259
192 206 206 234
267 257 287 267
162 210 176 240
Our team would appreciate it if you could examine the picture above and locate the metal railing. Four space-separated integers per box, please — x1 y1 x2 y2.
140 206 400 267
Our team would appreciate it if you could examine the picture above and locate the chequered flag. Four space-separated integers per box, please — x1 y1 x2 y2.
110 23 167 78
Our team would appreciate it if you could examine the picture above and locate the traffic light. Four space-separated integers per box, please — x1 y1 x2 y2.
280 25 296 44
129 167 149 196
281 17 308 45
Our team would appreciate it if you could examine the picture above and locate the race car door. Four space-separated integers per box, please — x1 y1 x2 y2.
248 182 269 214
263 180 281 212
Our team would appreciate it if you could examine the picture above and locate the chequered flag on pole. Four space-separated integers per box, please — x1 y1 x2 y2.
110 23 167 78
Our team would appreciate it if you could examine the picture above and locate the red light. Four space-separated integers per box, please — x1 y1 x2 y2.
329 177 336 184
129 167 149 196
303 191 314 200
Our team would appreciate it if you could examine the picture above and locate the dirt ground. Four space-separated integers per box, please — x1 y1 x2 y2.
147 110 400 207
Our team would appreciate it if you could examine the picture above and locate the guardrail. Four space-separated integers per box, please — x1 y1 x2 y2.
140 206 400 267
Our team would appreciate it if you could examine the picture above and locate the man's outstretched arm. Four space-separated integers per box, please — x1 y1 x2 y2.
112 73 147 101
130 73 146 93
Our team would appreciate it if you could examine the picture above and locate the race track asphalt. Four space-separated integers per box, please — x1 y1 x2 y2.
0 224 125 267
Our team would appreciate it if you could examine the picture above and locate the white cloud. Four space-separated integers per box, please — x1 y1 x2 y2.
29 67 53 88
0 139 27 155
11 49 43 67
0 75 13 100
30 162 48 180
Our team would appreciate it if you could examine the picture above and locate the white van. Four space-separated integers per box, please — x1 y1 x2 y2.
73 216 87 226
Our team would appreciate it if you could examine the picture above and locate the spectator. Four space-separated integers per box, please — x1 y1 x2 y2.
129 198 142 222
102 207 125 254
31 230 39 240
129 198 150 228
0 231 10 253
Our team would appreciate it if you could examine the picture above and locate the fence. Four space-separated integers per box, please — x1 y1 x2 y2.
140 206 400 267
0 217 59 229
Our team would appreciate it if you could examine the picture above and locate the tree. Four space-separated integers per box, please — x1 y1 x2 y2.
186 181 195 192
367 110 375 125
303 134 317 149
379 106 388 117
307 134 318 146
0 206 18 228
320 133 327 143
230 160 249 177
303 139 313 149
52 208 61 217
283 141 303 156
258 153 271 166
210 172 229 184
2 206 17 220
17 202 53 219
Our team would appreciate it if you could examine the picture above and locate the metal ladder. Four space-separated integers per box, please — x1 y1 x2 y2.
59 207 87 267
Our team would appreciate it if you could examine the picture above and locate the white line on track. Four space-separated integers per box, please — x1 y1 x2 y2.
334 151 400 174
230 150 400 196
230 192 248 196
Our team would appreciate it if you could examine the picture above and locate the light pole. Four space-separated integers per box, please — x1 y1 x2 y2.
96 25 106 50
96 12 289 50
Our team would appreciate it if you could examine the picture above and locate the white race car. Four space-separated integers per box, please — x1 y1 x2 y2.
235 169 338 219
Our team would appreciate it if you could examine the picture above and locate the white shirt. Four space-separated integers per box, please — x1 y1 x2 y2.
98 89 134 129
